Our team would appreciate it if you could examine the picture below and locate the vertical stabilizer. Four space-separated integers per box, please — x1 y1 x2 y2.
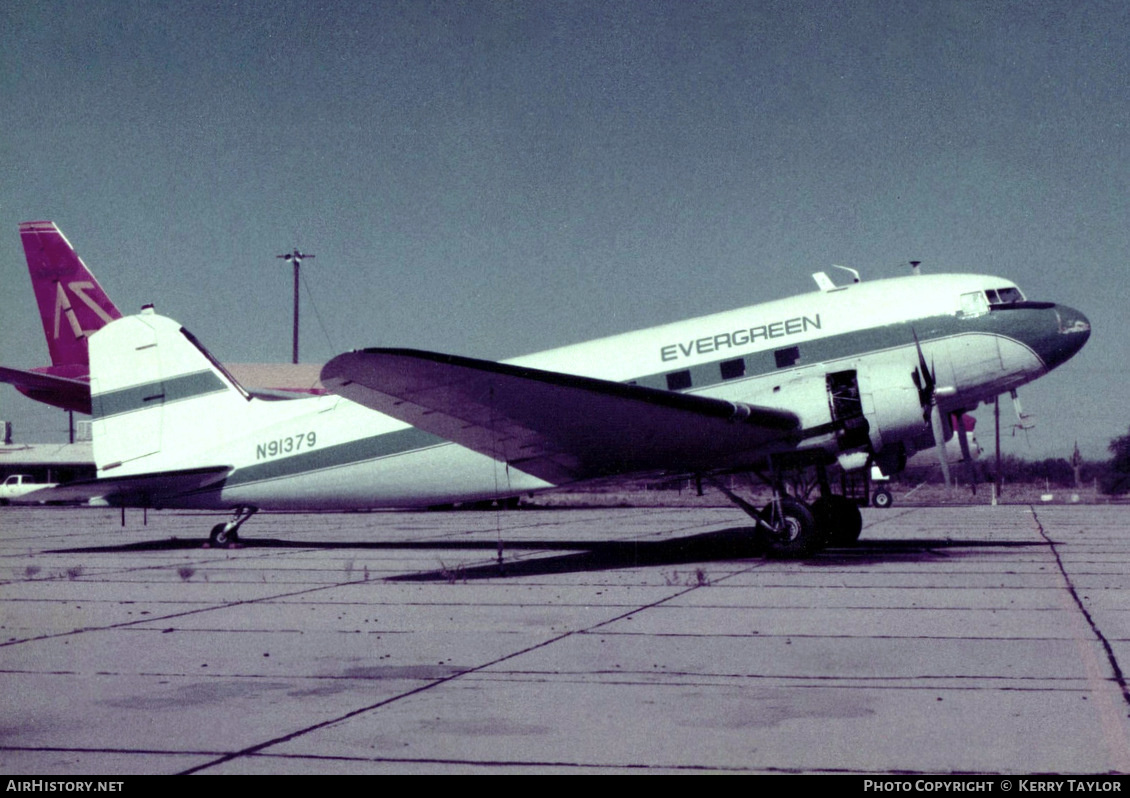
89 309 252 474
20 221 122 369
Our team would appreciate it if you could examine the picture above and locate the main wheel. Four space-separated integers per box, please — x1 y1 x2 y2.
872 488 893 509
757 498 821 557
812 495 863 546
209 523 239 546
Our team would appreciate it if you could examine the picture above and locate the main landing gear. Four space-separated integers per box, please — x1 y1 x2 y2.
208 506 257 547
811 494 863 546
758 496 821 557
712 460 863 558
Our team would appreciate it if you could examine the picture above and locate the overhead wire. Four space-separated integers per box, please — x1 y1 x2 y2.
298 257 337 358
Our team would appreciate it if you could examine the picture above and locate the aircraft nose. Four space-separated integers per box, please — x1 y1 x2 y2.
1036 303 1091 371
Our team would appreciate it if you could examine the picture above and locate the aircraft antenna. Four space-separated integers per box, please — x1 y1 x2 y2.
277 250 315 363
910 260 922 276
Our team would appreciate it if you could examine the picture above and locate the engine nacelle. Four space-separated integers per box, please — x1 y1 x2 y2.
857 363 931 455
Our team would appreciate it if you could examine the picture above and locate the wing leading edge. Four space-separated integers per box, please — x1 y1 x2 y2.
322 349 800 485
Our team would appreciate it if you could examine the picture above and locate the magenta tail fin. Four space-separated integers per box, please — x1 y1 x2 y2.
20 221 123 368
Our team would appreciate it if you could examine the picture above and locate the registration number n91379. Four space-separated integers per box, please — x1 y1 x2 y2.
256 432 317 460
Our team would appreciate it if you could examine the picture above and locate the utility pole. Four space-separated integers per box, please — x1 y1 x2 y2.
994 396 1002 503
277 250 314 363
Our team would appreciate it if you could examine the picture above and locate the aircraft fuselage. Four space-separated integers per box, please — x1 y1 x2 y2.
90 273 1089 511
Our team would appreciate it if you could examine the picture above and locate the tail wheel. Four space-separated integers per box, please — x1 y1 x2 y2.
757 498 821 557
206 506 256 547
812 495 863 546
209 523 239 546
872 488 893 509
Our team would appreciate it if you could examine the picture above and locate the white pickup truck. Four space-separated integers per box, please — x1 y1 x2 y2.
0 474 58 505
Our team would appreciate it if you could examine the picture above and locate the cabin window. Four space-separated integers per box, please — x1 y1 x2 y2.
959 291 990 318
666 370 692 391
774 346 800 369
720 358 745 380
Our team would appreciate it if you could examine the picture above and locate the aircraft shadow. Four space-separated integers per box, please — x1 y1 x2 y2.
47 528 760 559
388 536 1050 581
48 529 1050 580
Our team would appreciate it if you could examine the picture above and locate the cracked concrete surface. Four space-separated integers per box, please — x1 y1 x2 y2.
1 504 1129 774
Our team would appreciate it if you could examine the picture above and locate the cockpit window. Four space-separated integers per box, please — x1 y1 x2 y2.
960 286 1027 317
990 286 1024 305
959 291 990 318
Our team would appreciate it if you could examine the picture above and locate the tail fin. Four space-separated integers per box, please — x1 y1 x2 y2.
90 307 252 474
21 221 122 369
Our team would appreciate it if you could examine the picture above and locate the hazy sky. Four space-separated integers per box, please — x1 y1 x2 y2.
1 0 1126 462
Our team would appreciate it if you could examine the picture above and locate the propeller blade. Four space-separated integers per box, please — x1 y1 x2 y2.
912 329 935 392
955 412 977 494
911 329 937 418
930 404 952 490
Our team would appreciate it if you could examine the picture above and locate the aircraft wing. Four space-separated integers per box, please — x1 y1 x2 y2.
322 349 800 484
19 466 232 506
0 366 91 414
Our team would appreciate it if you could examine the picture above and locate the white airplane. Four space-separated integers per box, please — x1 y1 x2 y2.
32 267 1090 557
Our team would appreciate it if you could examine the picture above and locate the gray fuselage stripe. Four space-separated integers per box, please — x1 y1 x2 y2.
92 370 228 420
224 426 449 487
629 308 1051 390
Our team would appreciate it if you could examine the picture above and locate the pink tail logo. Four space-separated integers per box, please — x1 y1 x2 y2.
21 221 122 367
53 280 117 341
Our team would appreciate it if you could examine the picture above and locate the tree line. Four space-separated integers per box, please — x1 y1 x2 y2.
895 428 1130 494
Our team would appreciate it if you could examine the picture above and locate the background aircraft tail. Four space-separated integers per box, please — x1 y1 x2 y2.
90 308 252 474
21 221 122 369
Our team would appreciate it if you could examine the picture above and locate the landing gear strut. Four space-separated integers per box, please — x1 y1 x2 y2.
208 506 257 547
711 458 866 557
710 463 823 558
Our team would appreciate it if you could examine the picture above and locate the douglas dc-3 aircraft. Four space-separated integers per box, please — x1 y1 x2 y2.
27 258 1090 557
0 221 323 413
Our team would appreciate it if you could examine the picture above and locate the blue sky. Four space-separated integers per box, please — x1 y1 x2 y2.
1 0 1125 461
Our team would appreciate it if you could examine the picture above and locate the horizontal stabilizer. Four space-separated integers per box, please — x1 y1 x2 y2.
322 349 799 484
0 365 92 414
20 465 232 506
